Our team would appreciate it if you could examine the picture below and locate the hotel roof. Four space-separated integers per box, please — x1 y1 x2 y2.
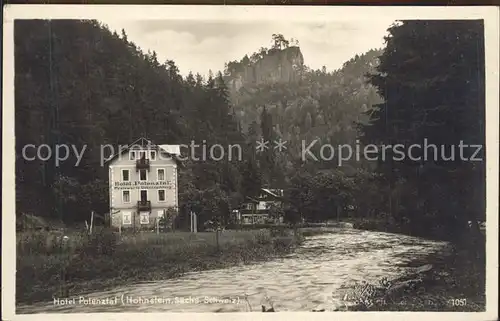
105 137 183 166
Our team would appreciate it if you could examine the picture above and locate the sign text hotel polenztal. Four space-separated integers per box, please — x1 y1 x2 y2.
114 181 174 189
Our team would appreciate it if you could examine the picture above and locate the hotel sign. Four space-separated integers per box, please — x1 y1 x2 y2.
114 181 174 190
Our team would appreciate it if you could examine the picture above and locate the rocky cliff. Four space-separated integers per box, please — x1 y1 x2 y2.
225 46 304 91
225 46 382 137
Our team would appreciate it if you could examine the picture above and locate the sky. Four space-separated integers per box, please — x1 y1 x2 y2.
100 19 397 77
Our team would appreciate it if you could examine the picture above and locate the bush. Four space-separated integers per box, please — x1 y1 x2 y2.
254 230 272 244
272 237 294 250
270 225 289 237
80 229 118 256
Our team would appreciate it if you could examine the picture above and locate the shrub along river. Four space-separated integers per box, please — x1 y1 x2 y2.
17 228 448 313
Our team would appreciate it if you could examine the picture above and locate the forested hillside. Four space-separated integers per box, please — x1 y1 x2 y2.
15 20 248 226
15 20 485 242
224 35 383 185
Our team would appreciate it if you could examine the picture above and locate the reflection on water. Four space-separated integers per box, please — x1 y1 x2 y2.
17 229 447 313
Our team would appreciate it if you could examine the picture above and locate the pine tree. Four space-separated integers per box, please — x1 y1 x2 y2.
362 20 485 239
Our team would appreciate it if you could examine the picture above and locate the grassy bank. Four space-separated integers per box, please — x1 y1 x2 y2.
16 228 304 305
346 236 486 312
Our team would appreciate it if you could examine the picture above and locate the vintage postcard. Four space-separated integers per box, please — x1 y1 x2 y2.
2 5 499 321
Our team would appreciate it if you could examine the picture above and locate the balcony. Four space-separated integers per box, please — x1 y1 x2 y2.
136 158 150 171
137 200 151 211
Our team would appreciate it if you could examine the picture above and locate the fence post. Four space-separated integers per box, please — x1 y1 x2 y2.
216 228 220 251
89 211 94 235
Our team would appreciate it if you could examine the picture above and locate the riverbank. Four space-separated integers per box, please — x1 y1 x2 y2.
17 228 450 313
16 228 304 305
346 237 486 312
340 218 486 311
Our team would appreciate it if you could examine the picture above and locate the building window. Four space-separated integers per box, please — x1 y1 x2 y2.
122 211 132 225
158 189 166 202
157 168 165 181
129 151 136 161
245 203 253 210
140 212 150 225
150 151 156 160
139 169 147 181
122 190 131 203
122 169 130 182
140 190 148 202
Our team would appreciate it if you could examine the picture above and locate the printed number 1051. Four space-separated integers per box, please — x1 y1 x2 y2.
449 299 467 306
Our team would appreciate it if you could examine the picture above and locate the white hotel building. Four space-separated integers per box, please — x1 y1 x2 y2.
106 138 181 230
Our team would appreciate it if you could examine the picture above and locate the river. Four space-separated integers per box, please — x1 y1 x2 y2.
17 228 448 313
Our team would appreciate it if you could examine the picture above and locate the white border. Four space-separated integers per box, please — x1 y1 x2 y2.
0 5 499 21
2 5 499 321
